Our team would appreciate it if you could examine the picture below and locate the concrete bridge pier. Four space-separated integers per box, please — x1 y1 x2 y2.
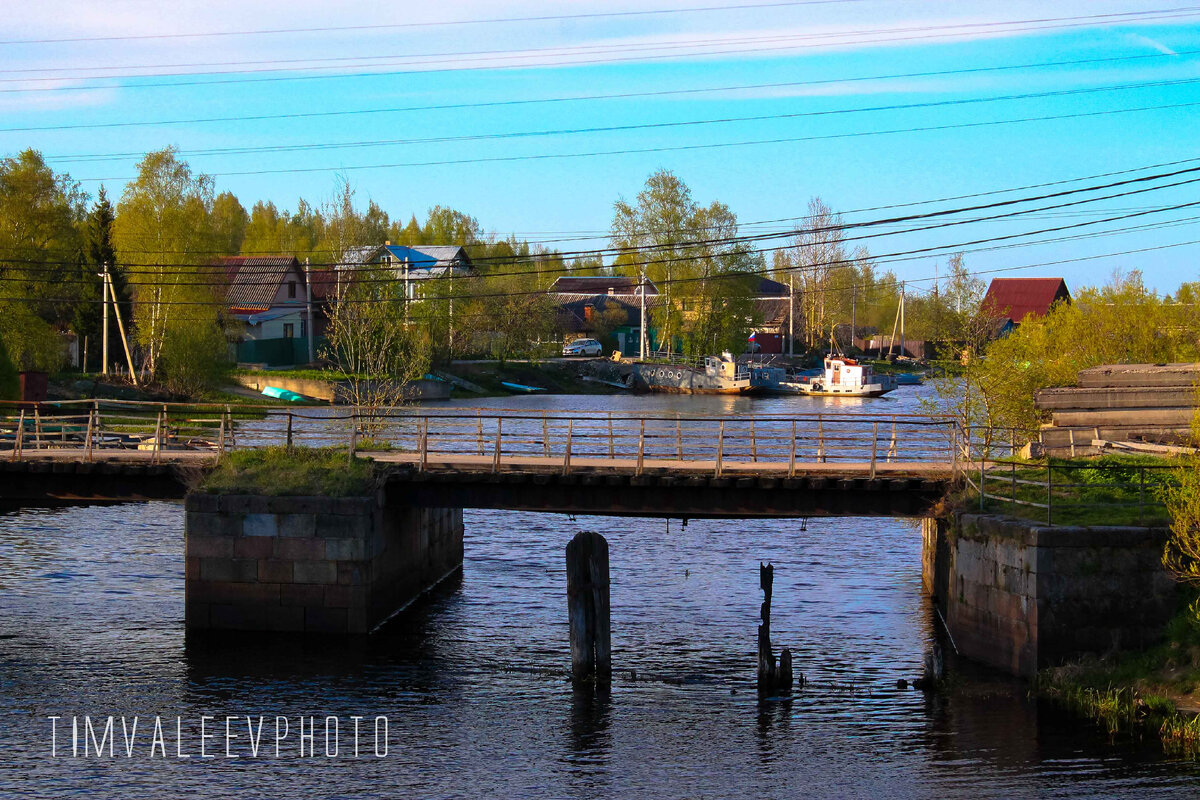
922 513 1175 677
184 492 463 633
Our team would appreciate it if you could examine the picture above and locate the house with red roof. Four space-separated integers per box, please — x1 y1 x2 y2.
980 277 1071 337
215 256 325 365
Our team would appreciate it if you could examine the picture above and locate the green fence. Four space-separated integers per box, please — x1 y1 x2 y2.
236 336 326 367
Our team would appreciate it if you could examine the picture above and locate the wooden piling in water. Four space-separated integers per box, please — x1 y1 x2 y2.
566 531 611 684
757 562 793 696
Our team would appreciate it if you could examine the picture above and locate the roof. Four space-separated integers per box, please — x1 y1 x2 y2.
307 268 337 301
340 243 472 271
549 276 659 296
981 277 1071 322
215 256 301 312
556 295 644 333
755 277 788 297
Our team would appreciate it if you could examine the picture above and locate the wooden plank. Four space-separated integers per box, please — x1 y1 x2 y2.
1051 408 1196 428
1077 363 1200 389
1036 386 1199 410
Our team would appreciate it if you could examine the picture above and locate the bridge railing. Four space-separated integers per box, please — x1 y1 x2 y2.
0 401 962 476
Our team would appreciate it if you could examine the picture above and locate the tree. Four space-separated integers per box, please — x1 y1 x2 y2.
211 191 249 255
0 149 86 371
113 147 227 389
611 169 759 357
774 198 849 348
323 262 430 424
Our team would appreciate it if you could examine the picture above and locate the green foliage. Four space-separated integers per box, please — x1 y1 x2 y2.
933 271 1200 440
201 446 376 496
0 336 18 399
1162 414 1200 590
210 191 249 254
610 169 762 357
114 147 229 386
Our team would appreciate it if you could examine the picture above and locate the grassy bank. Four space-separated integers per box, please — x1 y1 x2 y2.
969 454 1178 527
1038 596 1200 757
201 447 377 496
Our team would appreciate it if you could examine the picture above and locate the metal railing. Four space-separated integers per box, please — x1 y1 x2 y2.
0 400 961 478
963 459 1177 526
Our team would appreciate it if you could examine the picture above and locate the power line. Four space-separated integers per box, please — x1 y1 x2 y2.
69 98 1200 184
5 9 1198 94
0 1 874 46
6 49 1192 135
43 77 1200 165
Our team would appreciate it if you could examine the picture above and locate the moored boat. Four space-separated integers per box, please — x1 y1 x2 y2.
633 351 752 394
754 357 895 397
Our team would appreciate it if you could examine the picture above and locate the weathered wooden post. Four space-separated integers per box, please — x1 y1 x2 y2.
757 562 794 696
566 531 611 684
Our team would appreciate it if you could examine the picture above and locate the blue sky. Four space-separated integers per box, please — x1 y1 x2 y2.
3 0 1199 294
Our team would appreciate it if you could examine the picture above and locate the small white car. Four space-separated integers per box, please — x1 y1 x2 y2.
562 338 603 357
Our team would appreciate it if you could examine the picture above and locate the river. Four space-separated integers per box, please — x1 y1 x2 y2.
1 386 1198 797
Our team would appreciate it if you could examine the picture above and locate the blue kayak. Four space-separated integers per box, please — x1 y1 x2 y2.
261 385 309 402
500 381 546 393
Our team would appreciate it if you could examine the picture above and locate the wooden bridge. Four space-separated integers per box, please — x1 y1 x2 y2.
0 401 963 516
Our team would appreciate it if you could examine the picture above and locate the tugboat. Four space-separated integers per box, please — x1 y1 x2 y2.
633 351 753 394
791 355 896 397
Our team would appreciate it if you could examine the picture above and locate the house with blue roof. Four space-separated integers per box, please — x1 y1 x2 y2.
338 242 474 301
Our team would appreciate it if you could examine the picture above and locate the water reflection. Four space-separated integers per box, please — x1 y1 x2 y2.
2 481 1199 795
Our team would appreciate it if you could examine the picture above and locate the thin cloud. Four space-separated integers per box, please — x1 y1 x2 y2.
1127 33 1179 56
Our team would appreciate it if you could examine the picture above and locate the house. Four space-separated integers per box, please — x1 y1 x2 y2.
548 275 659 354
337 242 473 301
981 277 1071 335
216 256 323 365
747 277 791 353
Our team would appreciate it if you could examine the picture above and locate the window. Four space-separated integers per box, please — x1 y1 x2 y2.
288 281 297 299
300 320 307 338
283 323 294 339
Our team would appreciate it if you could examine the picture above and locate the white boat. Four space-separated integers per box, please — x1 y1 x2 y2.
780 356 896 397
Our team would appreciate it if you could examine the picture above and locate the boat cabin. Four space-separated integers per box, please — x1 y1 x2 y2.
823 357 874 388
705 351 747 381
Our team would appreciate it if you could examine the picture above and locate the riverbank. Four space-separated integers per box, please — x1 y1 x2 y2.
1037 595 1200 757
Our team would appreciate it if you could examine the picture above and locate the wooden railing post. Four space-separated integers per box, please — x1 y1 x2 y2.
217 410 226 459
1011 460 1017 512
225 404 236 449
675 417 683 461
348 413 358 462
12 409 24 461
476 412 484 456
286 412 294 451
152 409 164 464
788 420 796 479
563 419 574 476
715 420 725 478
870 421 878 480
85 408 95 463
33 407 42 450
492 418 502 473
636 419 645 476
419 417 429 471
817 415 825 463
750 419 757 463
887 419 898 462
607 413 615 459
542 413 551 458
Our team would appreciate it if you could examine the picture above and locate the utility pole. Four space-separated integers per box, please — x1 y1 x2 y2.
106 269 138 385
403 256 410 324
99 263 110 375
304 257 315 364
788 273 794 357
639 271 647 361
899 280 906 359
851 285 857 351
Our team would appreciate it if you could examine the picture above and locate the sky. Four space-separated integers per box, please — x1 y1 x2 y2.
2 0 1199 296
